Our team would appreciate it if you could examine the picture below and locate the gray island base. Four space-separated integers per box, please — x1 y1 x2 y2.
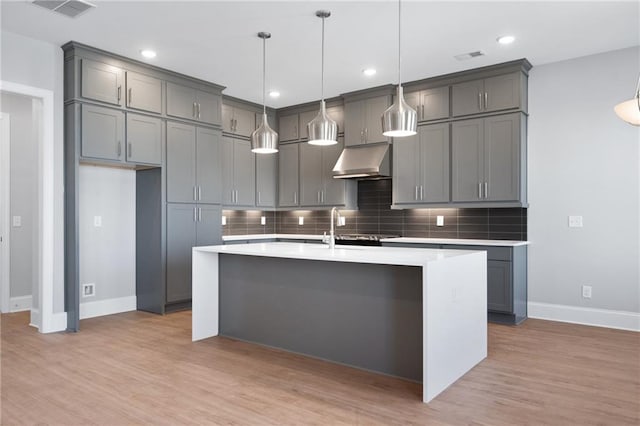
192 242 487 403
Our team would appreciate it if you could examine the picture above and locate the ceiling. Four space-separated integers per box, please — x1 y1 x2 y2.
2 1 638 108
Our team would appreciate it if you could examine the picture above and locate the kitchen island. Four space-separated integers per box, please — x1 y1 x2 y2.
192 242 487 403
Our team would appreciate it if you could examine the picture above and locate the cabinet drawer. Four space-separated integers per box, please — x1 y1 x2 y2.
444 244 512 261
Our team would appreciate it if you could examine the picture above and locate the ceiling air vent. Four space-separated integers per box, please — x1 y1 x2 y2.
454 51 485 61
32 0 95 18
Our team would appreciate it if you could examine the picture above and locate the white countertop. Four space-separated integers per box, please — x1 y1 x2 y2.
222 234 528 247
195 242 483 267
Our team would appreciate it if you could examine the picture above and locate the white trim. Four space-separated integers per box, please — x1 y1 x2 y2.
50 311 68 331
0 81 56 333
30 308 41 329
79 296 137 320
9 295 31 312
0 113 10 313
528 302 640 332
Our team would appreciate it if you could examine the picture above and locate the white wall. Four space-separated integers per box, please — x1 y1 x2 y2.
0 30 65 314
79 165 136 318
1 92 38 309
528 46 640 329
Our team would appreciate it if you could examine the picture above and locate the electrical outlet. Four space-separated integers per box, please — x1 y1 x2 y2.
221 216 227 226
260 216 266 226
338 216 346 226
568 216 583 228
298 216 304 226
436 215 445 227
12 216 21 227
93 215 102 227
582 285 592 299
82 283 95 298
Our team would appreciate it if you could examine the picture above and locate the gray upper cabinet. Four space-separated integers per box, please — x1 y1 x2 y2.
344 95 390 146
166 81 222 125
452 72 522 117
279 114 300 142
222 104 256 137
299 110 318 140
126 113 162 165
81 59 124 106
393 123 450 205
278 143 299 207
222 137 255 207
299 137 348 206
80 104 125 161
452 113 522 203
406 86 449 122
326 105 344 134
167 121 221 204
256 153 277 207
126 71 162 114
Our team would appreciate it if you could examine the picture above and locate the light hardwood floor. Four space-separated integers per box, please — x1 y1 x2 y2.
1 311 638 425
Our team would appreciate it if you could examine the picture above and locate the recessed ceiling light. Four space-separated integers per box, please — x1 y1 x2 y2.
268 91 280 98
362 68 377 76
497 35 515 45
140 49 157 59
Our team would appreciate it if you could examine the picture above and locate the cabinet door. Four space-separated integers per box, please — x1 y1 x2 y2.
279 114 299 142
299 143 323 206
196 127 221 204
278 143 299 207
221 137 235 205
392 131 421 204
484 73 520 113
126 71 162 114
420 87 449 121
487 260 513 313
196 90 222 125
256 153 277 207
166 122 196 203
327 105 344 134
221 104 234 133
344 100 364 146
233 107 256 138
404 91 421 115
196 204 222 246
81 59 123 106
452 118 483 202
80 104 124 161
126 113 162 165
166 82 196 121
166 203 197 303
321 137 345 205
299 110 318 140
452 79 484 117
233 139 256 206
364 96 389 144
420 123 450 203
483 113 520 202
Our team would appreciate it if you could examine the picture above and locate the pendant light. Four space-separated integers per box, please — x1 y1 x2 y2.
307 10 338 146
614 74 640 126
382 0 417 137
251 32 279 154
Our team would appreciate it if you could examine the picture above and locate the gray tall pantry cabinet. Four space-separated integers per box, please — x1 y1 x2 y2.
64 42 224 330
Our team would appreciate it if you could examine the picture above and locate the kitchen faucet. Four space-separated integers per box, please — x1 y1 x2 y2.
323 207 341 248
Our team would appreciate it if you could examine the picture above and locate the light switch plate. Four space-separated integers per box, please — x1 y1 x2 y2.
93 216 102 227
568 216 583 228
298 217 304 226
260 216 266 226
12 216 21 227
339 216 346 226
436 215 444 227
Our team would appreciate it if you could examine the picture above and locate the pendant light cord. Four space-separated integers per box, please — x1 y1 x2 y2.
262 36 266 114
398 0 401 86
321 15 325 102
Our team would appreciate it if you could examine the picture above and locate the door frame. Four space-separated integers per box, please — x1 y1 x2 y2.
0 81 59 332
0 113 10 313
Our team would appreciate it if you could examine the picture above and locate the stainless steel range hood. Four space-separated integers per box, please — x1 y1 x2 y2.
332 142 391 179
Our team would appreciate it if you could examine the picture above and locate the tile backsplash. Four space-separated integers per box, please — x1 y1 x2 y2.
223 179 527 241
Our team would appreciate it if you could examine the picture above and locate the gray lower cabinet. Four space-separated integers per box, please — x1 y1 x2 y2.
256 153 277 207
278 143 299 207
222 137 255 207
299 136 352 207
80 104 125 162
126 71 162 114
452 113 524 204
81 58 124 106
393 123 450 205
166 203 221 305
487 260 512 312
166 121 221 204
344 95 390 146
452 72 523 117
126 113 162 165
166 81 222 125
405 86 449 122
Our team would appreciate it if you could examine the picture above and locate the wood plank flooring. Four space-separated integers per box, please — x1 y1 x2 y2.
1 311 638 425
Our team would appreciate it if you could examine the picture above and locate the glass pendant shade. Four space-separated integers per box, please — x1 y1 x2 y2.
308 100 338 146
614 97 640 126
251 113 279 153
382 85 417 137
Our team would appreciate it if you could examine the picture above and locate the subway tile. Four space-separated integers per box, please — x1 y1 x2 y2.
458 231 491 240
489 207 524 217
488 232 523 240
429 230 459 239
403 229 429 238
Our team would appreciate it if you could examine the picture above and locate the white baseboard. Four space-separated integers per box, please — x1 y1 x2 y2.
528 302 640 332
30 308 41 329
29 309 68 333
10 295 32 312
80 296 137 320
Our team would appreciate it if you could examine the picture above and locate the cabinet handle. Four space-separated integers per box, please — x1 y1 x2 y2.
193 102 197 118
193 207 197 222
117 141 121 157
198 207 202 222
365 128 368 143
317 191 321 204
478 182 483 199
294 191 297 205
128 88 132 106
478 92 482 110
484 182 489 199
117 86 121 102
231 189 234 203
128 142 132 158
194 186 197 201
321 191 324 204
198 103 201 119
235 190 239 204
484 92 488 110
420 185 423 200
258 191 261 204
421 104 425 120
198 186 202 201
415 186 419 201
294 125 297 138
